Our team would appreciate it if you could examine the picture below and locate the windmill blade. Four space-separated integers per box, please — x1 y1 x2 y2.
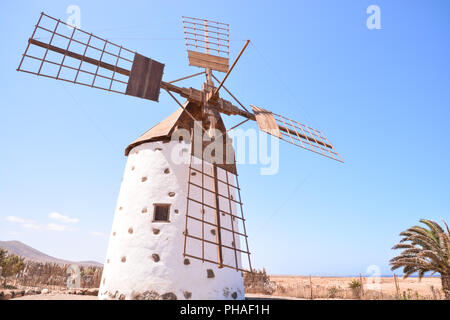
251 105 343 163
182 16 230 73
17 12 164 102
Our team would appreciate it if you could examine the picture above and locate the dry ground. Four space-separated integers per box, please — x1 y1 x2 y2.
10 276 444 300
265 275 443 300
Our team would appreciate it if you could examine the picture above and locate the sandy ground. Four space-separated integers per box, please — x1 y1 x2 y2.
13 294 301 300
10 276 443 300
267 275 443 299
12 294 98 300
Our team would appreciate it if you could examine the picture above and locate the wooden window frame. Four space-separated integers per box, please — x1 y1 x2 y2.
152 203 171 223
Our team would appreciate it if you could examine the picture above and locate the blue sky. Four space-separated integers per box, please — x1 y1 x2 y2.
1 0 449 276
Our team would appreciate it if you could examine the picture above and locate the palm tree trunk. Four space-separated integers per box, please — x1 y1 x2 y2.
441 275 450 300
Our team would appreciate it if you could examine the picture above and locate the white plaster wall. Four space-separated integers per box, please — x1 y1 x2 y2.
99 140 245 300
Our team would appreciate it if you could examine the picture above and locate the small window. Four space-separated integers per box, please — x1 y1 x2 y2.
153 204 170 222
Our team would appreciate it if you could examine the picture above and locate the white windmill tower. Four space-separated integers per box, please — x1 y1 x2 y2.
17 13 343 300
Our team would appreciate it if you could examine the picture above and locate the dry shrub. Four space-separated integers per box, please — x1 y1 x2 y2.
244 268 275 295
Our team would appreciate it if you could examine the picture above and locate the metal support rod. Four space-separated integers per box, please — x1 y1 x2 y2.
168 71 205 84
213 40 250 98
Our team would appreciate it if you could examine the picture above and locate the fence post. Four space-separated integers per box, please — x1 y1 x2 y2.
309 276 313 300
359 273 364 299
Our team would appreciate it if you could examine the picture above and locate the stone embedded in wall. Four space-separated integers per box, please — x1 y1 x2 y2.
211 229 216 236
152 228 160 235
183 258 190 265
168 192 175 197
119 294 126 300
131 166 135 171
174 209 179 214
183 291 192 299
141 177 148 182
164 168 170 174
142 208 148 214
131 290 160 300
128 227 134 234
152 254 160 262
121 257 126 263
155 147 162 151
207 269 215 279
161 292 177 300
113 232 116 236
119 207 123 211
191 172 196 176
231 292 238 299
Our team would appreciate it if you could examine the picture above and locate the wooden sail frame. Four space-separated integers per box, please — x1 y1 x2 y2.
183 151 252 273
17 12 164 101
182 16 230 72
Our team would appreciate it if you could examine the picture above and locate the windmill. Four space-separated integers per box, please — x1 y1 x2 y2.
17 12 343 300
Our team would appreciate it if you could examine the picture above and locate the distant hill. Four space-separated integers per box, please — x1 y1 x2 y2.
0 240 102 267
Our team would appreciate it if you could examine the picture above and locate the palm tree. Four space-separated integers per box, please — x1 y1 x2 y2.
390 219 450 300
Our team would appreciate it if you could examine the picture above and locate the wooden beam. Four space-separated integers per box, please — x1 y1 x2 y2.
212 164 224 268
188 50 229 73
28 38 131 76
213 40 250 98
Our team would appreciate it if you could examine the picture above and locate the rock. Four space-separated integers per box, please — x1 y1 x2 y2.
161 292 177 300
211 229 216 236
119 294 126 300
0 291 6 300
231 292 238 299
25 289 34 296
14 290 25 297
152 228 160 235
0 290 12 300
164 168 170 174
132 290 160 300
85 288 98 296
41 288 49 294
152 254 160 262
183 291 192 299
207 269 215 279
168 192 176 197
141 177 147 182
184 258 190 265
